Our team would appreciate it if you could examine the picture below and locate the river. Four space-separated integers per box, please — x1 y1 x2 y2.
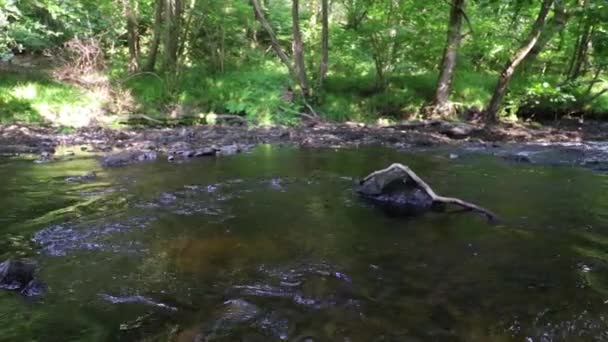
1 145 608 341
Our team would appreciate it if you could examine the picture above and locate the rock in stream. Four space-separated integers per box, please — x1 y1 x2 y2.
357 165 434 216
102 150 157 167
0 259 47 297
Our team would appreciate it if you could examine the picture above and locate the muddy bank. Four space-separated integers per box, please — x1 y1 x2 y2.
0 119 606 162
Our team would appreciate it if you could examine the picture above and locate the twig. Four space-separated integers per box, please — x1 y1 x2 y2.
280 105 321 122
588 88 608 104
302 100 320 118
297 112 319 121
363 163 498 222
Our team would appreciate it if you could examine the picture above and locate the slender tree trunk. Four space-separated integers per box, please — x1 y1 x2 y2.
317 0 329 89
178 0 196 55
292 0 310 97
432 0 465 116
163 0 183 72
524 0 569 64
143 0 163 72
368 34 387 89
220 26 226 72
485 0 554 122
569 24 593 80
250 0 300 85
124 0 139 72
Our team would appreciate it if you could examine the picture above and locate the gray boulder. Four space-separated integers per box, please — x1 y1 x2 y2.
358 165 435 216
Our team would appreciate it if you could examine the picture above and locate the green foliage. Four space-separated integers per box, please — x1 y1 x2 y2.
123 59 300 125
1 0 124 55
452 71 497 109
188 62 298 125
2 0 607 125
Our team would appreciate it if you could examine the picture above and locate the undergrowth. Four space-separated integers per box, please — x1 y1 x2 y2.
2 62 607 126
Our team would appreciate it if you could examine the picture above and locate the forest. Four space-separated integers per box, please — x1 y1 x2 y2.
1 0 607 126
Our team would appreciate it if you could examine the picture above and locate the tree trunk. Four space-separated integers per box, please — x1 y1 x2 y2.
484 0 554 122
250 0 300 85
568 24 592 80
432 0 466 116
292 0 310 97
124 0 139 72
317 0 329 89
143 0 163 72
566 0 591 79
163 0 182 72
524 0 569 63
176 0 197 72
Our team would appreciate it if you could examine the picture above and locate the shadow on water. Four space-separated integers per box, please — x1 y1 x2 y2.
2 145 608 341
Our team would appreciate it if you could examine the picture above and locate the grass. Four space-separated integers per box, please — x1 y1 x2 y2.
0 71 106 126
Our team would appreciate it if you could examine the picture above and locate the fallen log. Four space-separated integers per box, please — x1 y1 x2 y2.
358 163 497 223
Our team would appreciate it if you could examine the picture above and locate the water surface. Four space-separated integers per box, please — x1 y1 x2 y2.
1 145 608 341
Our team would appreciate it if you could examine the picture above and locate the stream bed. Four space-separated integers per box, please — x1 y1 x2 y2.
2 144 608 341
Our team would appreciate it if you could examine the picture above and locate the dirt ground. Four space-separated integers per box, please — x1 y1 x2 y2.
0 118 605 160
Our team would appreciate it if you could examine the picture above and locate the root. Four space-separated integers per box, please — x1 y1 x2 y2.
363 163 498 222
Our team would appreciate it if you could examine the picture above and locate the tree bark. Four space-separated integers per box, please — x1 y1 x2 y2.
317 0 329 89
485 0 554 122
432 0 466 116
292 0 310 97
124 0 140 72
143 0 163 72
163 0 183 72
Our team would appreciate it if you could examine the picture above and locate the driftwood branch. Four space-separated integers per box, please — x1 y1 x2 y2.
363 163 498 222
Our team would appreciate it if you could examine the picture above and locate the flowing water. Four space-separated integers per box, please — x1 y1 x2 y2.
2 145 608 341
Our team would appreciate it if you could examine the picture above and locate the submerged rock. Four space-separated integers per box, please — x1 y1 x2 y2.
195 298 295 341
65 171 97 183
221 299 261 323
158 192 178 205
501 153 533 163
99 293 177 311
34 151 53 164
101 150 157 167
33 221 150 256
0 259 46 297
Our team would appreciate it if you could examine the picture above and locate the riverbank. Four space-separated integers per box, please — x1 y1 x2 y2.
0 119 606 160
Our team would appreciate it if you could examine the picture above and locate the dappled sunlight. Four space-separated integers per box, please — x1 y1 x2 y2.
12 83 38 100
0 71 111 127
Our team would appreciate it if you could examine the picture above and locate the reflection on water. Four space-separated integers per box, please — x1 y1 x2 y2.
2 145 608 341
